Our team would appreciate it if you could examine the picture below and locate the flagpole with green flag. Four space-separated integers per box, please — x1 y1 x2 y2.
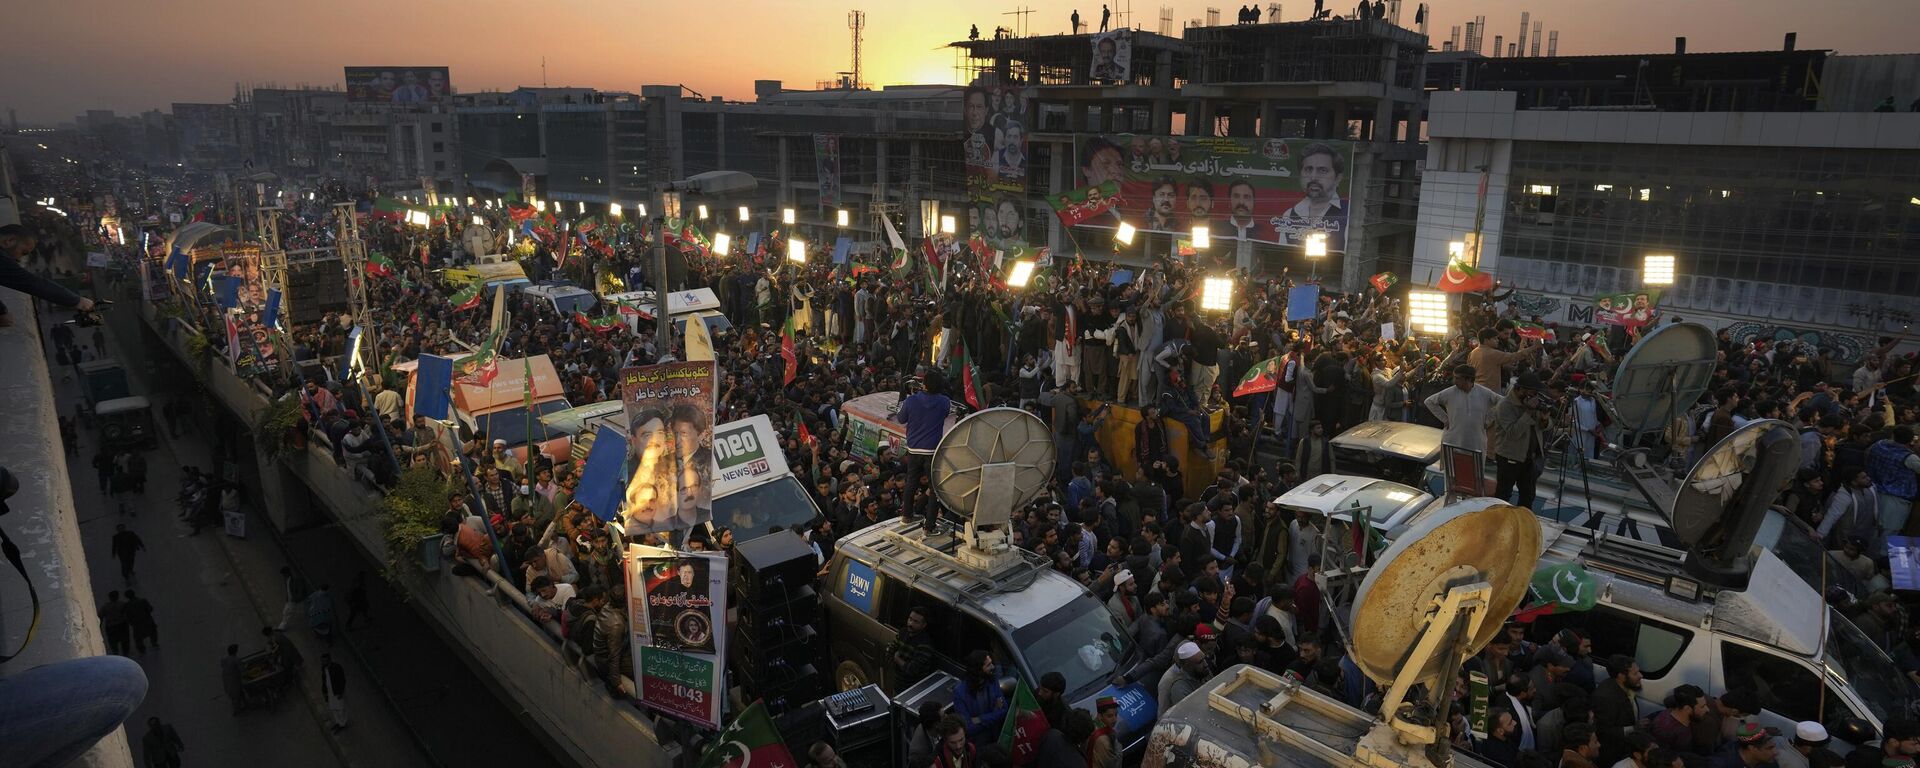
693 700 799 768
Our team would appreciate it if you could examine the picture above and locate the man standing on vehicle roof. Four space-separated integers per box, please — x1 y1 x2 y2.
894 373 951 534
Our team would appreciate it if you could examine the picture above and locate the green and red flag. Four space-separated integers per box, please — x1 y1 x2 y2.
1175 238 1197 258
574 311 622 334
955 342 984 410
370 197 408 222
780 314 798 386
1232 355 1284 397
186 202 208 223
365 252 396 279
1437 260 1494 293
693 700 799 768
890 247 911 275
1515 322 1554 342
1047 180 1123 226
455 331 501 386
1513 562 1599 622
998 678 1051 765
1369 271 1398 293
449 282 484 311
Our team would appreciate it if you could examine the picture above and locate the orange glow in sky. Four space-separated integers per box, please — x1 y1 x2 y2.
0 0 1908 122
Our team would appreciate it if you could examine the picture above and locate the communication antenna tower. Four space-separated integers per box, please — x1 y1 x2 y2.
847 10 865 89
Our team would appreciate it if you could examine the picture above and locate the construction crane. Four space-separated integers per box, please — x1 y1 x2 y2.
848 10 865 89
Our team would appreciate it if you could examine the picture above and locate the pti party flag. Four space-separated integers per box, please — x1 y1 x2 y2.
1515 322 1553 342
999 678 1051 765
455 333 500 387
889 247 912 278
1437 261 1494 293
779 314 798 386
795 415 815 449
366 251 396 279
575 311 623 334
1513 562 1599 622
956 342 984 410
1232 355 1284 397
693 701 798 768
1593 290 1660 328
1369 271 1398 293
1048 180 1122 227
370 197 407 221
449 282 484 311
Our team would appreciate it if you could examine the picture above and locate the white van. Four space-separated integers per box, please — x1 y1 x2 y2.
522 283 597 317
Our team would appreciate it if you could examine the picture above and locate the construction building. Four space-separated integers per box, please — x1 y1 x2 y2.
952 15 1429 287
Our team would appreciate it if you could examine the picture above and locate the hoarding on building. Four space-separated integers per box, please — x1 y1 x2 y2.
344 66 452 104
1074 135 1356 252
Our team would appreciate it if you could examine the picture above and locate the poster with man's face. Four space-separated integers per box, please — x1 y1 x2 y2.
1090 29 1133 82
964 76 1032 249
344 66 451 104
638 555 717 654
1074 135 1356 252
618 362 716 535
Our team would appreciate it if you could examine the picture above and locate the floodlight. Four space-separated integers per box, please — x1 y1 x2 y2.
837 209 850 227
1191 225 1210 249
1007 260 1036 287
1407 291 1450 336
1305 232 1329 258
738 206 750 222
713 233 731 255
697 204 709 220
788 239 807 263
609 203 622 218
940 215 957 235
1643 254 1675 286
1115 221 1137 245
783 207 796 225
1201 277 1233 311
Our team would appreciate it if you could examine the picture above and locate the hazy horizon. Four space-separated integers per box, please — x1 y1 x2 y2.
2 0 1911 124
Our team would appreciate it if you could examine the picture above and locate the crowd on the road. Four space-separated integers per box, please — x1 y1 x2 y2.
16 172 1920 768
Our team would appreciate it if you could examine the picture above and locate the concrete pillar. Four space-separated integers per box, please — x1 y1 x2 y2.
875 138 890 205
1188 99 1212 136
1151 99 1173 135
777 136 792 207
1069 100 1089 133
1229 104 1257 137
1332 103 1351 140
1049 138 1068 254
908 140 925 236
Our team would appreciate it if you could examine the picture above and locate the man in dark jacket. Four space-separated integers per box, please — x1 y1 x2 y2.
1591 655 1643 765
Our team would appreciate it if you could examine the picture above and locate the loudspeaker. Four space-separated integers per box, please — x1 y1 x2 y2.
285 263 350 325
732 532 825 703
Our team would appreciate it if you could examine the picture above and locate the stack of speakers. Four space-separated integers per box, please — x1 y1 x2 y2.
284 264 349 326
731 533 823 713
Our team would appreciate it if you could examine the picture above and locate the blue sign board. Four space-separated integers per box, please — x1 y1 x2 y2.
841 559 877 615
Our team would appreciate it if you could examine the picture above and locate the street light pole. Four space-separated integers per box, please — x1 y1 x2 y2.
653 187 673 361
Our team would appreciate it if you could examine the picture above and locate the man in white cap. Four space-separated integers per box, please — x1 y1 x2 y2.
1775 721 1836 768
1107 569 1141 622
1157 641 1211 708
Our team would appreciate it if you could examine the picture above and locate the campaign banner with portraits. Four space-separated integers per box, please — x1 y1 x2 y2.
618 362 717 536
628 545 727 729
964 77 1032 251
1074 135 1356 252
199 243 280 378
814 134 842 208
1090 29 1133 82
1593 290 1661 328
344 66 452 104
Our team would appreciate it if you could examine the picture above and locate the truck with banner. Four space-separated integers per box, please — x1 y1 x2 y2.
569 412 822 545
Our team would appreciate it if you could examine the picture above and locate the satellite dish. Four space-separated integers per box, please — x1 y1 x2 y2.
931 407 1055 531
1609 322 1718 437
464 222 495 257
1348 501 1541 689
1668 419 1800 585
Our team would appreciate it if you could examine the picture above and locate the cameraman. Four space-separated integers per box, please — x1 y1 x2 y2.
1490 372 1551 510
895 371 951 532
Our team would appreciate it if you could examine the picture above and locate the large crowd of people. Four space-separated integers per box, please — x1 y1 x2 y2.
27 178 1920 768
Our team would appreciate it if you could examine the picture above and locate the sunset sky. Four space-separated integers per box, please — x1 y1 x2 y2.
1 0 1909 123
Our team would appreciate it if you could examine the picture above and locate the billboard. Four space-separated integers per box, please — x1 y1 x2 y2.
618 362 717 535
344 66 451 104
628 545 727 729
814 134 842 208
1074 135 1356 253
964 77 1031 250
1090 29 1133 82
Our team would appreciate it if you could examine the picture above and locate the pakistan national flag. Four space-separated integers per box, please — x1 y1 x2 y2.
694 701 798 768
366 251 396 279
998 678 1051 766
1232 355 1283 397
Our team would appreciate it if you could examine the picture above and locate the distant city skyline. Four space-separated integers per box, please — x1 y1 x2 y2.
0 0 1910 124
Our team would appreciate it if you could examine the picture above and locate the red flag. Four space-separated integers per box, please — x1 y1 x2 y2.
1437 261 1494 293
795 418 814 448
1231 355 1283 397
780 315 798 386
922 237 942 271
998 678 1051 765
958 343 983 410
1515 322 1553 342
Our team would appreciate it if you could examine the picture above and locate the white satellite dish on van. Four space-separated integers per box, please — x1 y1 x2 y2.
1347 501 1541 766
929 407 1055 571
1609 322 1718 441
463 222 494 258
1621 418 1800 587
